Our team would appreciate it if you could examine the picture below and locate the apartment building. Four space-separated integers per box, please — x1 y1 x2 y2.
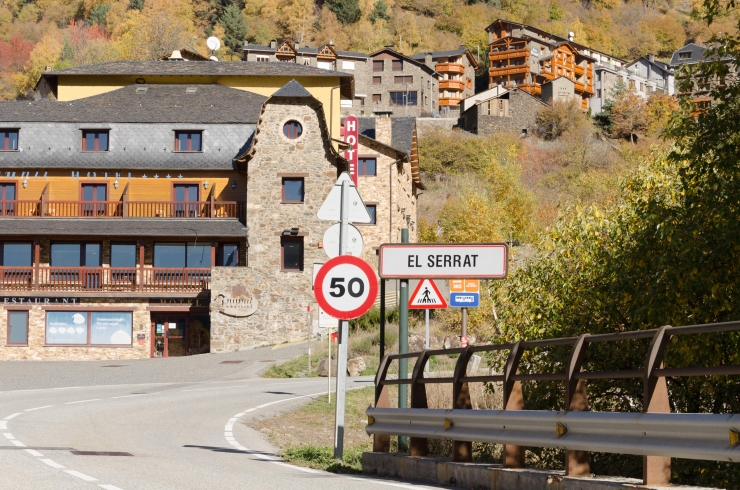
409 46 478 115
591 54 674 114
1 63 421 361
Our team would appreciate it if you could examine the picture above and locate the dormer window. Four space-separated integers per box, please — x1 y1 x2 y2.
679 51 692 60
175 131 202 152
82 130 109 152
0 130 18 151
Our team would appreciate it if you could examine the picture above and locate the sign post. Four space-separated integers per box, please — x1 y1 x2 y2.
408 279 447 372
398 229 409 452
450 279 479 347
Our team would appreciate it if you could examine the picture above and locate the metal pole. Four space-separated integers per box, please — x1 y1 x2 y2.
461 308 468 348
425 308 430 374
307 305 312 376
398 227 410 452
333 179 351 460
328 327 331 404
380 278 385 362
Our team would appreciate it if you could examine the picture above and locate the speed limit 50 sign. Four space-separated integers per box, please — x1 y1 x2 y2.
314 255 378 320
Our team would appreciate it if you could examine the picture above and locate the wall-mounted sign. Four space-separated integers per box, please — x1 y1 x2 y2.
3 297 79 305
148 298 208 307
343 116 359 186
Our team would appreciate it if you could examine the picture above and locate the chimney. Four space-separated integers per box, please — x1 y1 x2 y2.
460 44 466 49
568 31 574 42
648 53 655 62
384 44 395 50
375 116 392 147
270 40 276 49
44 65 52 72
425 53 433 68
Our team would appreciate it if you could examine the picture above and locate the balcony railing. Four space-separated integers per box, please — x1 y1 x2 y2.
0 200 245 219
439 80 465 91
435 62 465 74
0 267 211 293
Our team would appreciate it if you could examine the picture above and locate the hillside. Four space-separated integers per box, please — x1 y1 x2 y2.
0 0 735 100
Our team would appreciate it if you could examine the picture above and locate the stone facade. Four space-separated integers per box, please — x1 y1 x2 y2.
461 88 546 136
0 299 151 361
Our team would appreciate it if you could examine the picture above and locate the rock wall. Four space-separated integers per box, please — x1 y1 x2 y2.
470 90 545 136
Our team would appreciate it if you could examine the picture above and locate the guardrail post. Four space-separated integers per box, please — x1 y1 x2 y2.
409 351 429 456
452 347 474 462
643 325 672 486
503 341 525 467
373 354 391 453
565 334 590 477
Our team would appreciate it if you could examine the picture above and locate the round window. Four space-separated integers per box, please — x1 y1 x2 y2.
283 121 303 139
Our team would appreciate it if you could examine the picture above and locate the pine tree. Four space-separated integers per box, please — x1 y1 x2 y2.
129 0 145 11
368 0 389 24
89 4 110 26
325 0 361 25
219 4 248 52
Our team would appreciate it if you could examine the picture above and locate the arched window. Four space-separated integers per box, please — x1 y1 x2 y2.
283 121 303 139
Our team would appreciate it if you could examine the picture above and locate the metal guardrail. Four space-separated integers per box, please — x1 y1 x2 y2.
366 408 740 463
367 321 740 486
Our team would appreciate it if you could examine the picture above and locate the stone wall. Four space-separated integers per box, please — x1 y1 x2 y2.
0 298 151 360
465 90 545 136
415 118 458 137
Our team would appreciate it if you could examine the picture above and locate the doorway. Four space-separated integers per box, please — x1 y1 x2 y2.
151 313 210 357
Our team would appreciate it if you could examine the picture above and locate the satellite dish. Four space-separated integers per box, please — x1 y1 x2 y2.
209 56 219 62
207 37 221 51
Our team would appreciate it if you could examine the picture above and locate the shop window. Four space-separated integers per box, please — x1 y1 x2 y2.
45 311 133 346
219 244 239 267
82 130 109 152
175 131 202 152
373 60 384 72
282 178 304 203
283 121 303 139
359 158 377 176
0 130 18 151
281 236 303 271
7 310 28 345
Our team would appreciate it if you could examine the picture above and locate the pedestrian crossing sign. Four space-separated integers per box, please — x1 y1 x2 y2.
408 279 448 309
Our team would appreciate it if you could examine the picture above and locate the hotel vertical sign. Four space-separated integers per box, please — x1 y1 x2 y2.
343 116 359 186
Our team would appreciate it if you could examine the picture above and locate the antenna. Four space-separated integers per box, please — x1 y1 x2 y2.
207 36 221 51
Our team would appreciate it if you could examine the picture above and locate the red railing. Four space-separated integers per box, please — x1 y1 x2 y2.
0 267 210 293
0 200 244 219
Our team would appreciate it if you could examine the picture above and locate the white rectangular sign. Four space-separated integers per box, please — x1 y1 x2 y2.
318 306 339 328
378 243 508 279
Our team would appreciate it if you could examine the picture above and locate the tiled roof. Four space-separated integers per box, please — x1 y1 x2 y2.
0 84 266 124
0 218 247 237
45 60 352 78
271 79 313 98
243 43 368 59
391 117 416 156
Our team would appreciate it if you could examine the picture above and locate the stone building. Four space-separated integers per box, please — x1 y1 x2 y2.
591 54 674 114
669 43 733 112
461 87 546 136
409 47 479 117
541 76 576 104
0 74 421 360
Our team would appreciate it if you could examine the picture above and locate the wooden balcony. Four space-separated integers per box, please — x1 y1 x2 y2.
438 97 462 107
489 65 529 77
0 266 211 293
436 62 465 74
574 65 585 76
489 47 529 61
0 200 245 219
440 79 464 91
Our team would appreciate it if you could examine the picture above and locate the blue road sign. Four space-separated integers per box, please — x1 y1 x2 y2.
449 292 480 308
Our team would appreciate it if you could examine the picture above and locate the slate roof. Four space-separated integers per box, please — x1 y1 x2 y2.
670 43 708 66
243 43 368 59
0 84 266 124
410 48 467 60
357 117 419 154
271 79 313 98
0 218 247 237
368 48 438 76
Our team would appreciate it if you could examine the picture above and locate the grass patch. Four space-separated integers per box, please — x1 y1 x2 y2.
262 346 328 378
282 445 364 474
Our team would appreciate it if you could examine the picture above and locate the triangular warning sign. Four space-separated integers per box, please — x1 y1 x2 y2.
317 172 372 223
409 279 448 309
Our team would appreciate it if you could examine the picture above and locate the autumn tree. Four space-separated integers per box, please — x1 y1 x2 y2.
609 89 647 142
534 98 585 141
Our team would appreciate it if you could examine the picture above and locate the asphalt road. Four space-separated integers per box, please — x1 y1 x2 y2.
0 343 440 490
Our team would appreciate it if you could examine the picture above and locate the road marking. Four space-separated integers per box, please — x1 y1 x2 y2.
24 405 53 412
110 394 148 399
40 459 65 469
3 433 15 440
99 485 124 490
4 413 22 420
10 439 26 447
64 470 98 482
65 399 101 405
0 421 6 430
24 449 43 457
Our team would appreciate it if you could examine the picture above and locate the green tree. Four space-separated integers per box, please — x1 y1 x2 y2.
129 0 145 11
368 0 390 23
324 0 361 25
89 4 111 26
219 4 248 52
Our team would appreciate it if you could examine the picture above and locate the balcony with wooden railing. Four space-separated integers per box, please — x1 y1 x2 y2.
0 266 211 293
489 47 529 62
435 63 465 74
0 200 245 219
489 65 530 77
439 79 464 91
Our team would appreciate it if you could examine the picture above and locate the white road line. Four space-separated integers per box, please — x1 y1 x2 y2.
24 449 43 457
99 485 124 490
10 439 26 447
25 405 53 412
40 459 65 469
64 399 101 405
64 470 98 482
0 421 6 430
3 412 22 420
110 394 148 399
3 432 15 440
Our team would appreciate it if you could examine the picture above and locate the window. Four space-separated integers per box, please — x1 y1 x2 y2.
51 243 101 267
373 60 384 72
283 121 303 139
342 60 355 70
679 51 692 60
0 130 18 151
317 61 332 70
282 178 304 203
256 55 269 62
366 205 377 224
355 97 365 107
45 311 133 346
0 183 16 216
175 131 202 152
392 60 403 71
173 184 199 217
341 99 353 108
219 244 239 267
82 130 109 152
303 58 311 65
373 76 382 85
110 243 136 268
81 183 107 216
281 236 303 271
390 91 418 106
394 76 413 84
7 310 28 345
359 158 377 176
1 242 32 266
372 94 381 104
